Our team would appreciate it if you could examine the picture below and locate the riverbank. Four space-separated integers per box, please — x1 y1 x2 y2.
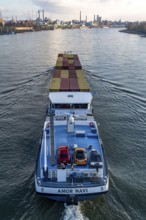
119 29 146 37
0 25 54 35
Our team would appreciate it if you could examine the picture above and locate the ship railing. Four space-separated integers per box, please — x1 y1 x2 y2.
50 109 56 165
39 176 105 187
66 169 103 184
44 168 104 185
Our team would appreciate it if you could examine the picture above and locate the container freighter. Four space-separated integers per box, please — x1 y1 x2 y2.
35 53 109 204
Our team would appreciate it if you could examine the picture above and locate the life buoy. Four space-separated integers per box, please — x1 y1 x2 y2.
89 122 95 127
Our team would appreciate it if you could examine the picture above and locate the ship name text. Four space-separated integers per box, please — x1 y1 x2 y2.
57 188 88 194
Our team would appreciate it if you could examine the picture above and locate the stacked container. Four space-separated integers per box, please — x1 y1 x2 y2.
49 78 61 92
49 54 90 92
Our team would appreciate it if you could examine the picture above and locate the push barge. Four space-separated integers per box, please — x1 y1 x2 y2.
35 53 109 204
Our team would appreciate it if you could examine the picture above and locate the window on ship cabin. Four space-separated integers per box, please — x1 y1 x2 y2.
71 104 88 109
54 104 70 109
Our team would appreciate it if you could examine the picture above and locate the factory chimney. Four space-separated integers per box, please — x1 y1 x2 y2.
42 9 44 22
38 10 40 19
80 11 81 22
0 11 2 19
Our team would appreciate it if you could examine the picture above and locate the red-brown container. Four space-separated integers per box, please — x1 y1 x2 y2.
74 55 79 60
62 61 69 70
69 70 77 78
63 57 68 62
69 69 76 74
60 78 70 91
68 64 75 70
74 61 81 65
63 61 68 65
52 69 61 78
74 60 82 69
69 78 79 91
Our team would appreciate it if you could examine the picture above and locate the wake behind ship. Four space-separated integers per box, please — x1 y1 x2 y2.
35 53 109 204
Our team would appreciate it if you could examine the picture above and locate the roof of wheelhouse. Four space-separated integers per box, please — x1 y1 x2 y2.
49 92 93 104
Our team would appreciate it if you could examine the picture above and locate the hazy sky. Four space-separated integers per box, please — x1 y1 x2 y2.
0 0 146 21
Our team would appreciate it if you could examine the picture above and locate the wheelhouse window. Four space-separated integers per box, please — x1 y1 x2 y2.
53 103 88 109
71 104 88 109
54 104 70 109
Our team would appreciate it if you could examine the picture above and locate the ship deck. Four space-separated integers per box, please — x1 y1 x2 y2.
40 120 103 170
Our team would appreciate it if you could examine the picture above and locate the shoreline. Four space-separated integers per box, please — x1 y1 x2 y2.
119 29 146 37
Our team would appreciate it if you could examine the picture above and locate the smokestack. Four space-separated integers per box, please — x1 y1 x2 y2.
86 16 87 22
80 11 81 22
42 9 44 21
38 10 40 19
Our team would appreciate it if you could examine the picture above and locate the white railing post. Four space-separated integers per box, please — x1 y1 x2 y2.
44 130 47 171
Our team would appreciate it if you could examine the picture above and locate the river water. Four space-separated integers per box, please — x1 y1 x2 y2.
0 28 146 220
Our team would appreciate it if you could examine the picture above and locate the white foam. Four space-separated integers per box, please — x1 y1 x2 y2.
62 203 89 220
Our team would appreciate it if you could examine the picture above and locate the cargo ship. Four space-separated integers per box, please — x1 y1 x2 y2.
35 53 109 204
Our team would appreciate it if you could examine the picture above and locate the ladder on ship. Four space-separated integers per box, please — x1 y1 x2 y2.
51 170 56 180
50 110 56 165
